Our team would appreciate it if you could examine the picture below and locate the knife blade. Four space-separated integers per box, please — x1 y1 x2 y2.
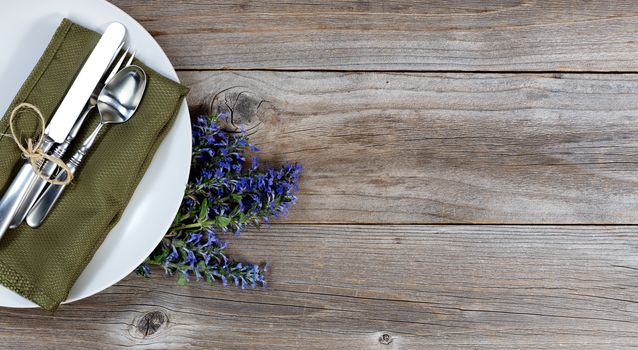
47 22 126 143
0 22 126 239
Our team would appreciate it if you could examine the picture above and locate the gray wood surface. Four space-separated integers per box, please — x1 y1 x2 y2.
110 0 638 71
3 1 638 349
182 71 638 224
3 225 638 349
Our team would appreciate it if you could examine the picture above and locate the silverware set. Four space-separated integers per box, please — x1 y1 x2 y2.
0 22 147 239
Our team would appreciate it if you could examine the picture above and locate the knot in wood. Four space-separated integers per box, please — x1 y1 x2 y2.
208 86 272 134
378 333 393 345
136 310 166 337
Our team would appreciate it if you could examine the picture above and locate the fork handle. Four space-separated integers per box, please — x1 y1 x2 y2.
8 107 93 228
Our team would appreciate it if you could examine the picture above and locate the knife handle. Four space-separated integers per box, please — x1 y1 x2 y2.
0 138 54 239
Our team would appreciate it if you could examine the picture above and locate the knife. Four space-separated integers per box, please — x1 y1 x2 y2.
9 48 132 229
0 22 126 239
7 22 127 229
25 50 135 228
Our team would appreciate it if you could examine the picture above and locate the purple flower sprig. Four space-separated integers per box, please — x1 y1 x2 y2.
138 113 301 287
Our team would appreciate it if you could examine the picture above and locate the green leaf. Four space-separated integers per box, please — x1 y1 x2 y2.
198 198 209 222
177 273 188 286
217 216 231 227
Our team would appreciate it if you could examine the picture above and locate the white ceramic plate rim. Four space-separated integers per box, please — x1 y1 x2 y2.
0 0 191 307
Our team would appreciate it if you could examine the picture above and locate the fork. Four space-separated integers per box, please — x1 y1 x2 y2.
8 48 136 228
25 51 139 228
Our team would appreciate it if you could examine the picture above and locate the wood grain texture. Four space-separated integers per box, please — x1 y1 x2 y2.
6 2 638 349
109 0 638 71
181 70 638 224
2 225 638 349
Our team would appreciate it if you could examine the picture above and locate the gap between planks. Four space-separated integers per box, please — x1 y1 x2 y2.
176 68 638 74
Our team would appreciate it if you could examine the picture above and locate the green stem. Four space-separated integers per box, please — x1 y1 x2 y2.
171 220 215 232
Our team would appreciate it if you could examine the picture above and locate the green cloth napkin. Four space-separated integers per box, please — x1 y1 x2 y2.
0 19 189 311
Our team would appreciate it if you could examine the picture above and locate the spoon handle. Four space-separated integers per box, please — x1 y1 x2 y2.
71 123 105 168
25 168 72 228
25 123 104 228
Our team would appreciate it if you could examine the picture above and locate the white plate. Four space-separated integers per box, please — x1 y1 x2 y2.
0 0 191 307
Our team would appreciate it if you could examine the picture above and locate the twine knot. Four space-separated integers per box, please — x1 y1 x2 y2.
7 103 73 186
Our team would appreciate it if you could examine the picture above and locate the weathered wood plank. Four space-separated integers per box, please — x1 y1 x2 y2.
110 0 638 71
1 225 638 349
181 71 638 224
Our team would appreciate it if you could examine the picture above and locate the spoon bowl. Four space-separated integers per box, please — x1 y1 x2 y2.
97 65 146 125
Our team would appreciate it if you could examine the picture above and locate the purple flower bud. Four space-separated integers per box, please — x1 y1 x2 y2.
186 233 202 244
141 113 300 291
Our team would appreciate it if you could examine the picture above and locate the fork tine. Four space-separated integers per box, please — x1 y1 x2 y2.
113 41 124 61
107 42 125 72
125 51 136 67
104 47 129 83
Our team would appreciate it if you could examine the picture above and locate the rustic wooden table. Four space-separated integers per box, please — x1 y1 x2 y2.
4 1 638 348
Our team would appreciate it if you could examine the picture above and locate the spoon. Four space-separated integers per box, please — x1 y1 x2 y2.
8 49 134 229
26 65 147 228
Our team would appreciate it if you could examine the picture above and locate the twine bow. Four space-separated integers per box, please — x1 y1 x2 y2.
6 103 73 186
